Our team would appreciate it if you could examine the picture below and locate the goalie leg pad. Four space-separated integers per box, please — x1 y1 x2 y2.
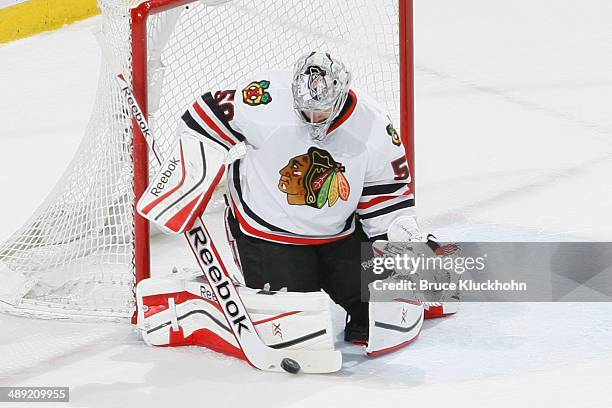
366 300 424 357
137 276 244 359
136 277 336 360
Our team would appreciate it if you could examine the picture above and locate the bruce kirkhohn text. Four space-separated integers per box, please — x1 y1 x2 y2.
369 253 487 275
372 279 528 292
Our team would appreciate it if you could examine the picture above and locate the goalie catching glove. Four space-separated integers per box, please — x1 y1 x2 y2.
374 215 461 319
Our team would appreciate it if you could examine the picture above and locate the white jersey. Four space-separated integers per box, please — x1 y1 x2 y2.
179 70 414 245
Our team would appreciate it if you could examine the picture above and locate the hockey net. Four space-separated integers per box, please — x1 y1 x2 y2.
0 0 413 319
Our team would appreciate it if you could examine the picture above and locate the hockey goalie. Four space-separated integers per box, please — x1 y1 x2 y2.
136 52 456 369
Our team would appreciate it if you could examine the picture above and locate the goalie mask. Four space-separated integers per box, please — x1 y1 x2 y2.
292 52 351 142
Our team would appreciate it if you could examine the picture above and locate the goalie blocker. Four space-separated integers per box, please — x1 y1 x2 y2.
137 130 228 234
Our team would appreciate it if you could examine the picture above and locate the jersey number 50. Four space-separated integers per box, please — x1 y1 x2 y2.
391 156 410 181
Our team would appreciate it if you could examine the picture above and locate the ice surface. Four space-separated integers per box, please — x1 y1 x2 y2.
1 1 612 406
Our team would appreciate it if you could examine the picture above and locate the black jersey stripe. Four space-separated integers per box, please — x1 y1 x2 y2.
201 92 246 142
230 161 292 233
340 213 355 233
358 198 415 220
362 182 409 197
182 110 232 151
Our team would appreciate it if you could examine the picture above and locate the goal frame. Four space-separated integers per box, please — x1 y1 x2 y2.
129 0 415 302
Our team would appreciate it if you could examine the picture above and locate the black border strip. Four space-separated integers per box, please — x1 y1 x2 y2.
362 183 409 196
359 198 415 220
147 309 231 334
268 329 328 349
374 315 422 333
154 142 208 222
328 90 357 134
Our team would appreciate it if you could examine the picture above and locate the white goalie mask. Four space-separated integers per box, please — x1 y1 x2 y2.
292 52 351 142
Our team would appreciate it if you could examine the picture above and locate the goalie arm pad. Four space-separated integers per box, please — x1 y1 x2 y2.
137 126 227 234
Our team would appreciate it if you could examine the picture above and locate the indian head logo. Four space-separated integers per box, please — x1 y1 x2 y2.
242 80 272 106
278 147 350 208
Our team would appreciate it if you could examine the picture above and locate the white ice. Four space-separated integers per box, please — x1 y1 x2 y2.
1 0 612 407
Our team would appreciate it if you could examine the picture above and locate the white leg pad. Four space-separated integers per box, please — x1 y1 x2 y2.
136 276 336 358
366 300 424 356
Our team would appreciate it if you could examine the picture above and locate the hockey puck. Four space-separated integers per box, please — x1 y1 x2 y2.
281 358 301 374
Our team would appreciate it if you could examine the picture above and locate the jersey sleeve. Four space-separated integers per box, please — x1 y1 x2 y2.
357 112 415 239
180 90 245 151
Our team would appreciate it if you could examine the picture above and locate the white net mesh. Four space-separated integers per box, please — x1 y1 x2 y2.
0 0 135 319
0 0 402 319
147 0 401 166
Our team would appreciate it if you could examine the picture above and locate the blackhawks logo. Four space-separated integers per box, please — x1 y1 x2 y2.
278 147 350 208
242 80 272 106
387 122 402 146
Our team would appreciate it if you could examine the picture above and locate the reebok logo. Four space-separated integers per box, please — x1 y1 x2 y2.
199 284 216 302
150 158 181 197
188 226 250 337
119 81 151 140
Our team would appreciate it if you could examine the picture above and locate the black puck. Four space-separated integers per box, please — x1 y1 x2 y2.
281 358 301 374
